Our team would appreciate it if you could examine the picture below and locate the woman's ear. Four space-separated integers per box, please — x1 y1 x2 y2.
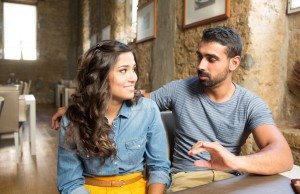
229 56 241 71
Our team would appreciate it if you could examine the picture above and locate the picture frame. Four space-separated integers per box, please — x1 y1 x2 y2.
90 34 97 47
183 0 230 29
287 0 300 14
136 0 157 43
101 25 111 40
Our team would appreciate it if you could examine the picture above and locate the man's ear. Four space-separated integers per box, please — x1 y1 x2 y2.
229 56 241 71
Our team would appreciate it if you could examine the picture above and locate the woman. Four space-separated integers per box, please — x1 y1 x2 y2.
57 40 170 194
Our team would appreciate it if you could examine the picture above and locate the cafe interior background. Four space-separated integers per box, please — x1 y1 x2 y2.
0 0 299 193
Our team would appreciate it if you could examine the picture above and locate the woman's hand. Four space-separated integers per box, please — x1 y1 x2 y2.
148 183 166 194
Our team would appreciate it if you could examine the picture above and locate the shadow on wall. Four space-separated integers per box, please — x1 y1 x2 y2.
288 61 300 97
287 61 300 128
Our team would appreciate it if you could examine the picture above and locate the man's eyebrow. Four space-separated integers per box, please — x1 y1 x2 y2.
196 51 219 59
205 53 219 59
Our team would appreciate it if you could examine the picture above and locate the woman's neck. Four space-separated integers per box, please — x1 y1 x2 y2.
106 100 123 125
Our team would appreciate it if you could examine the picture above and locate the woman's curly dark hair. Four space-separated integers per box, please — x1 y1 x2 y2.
65 40 140 161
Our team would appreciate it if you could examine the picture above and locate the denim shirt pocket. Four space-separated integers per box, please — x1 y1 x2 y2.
79 155 102 175
123 137 146 165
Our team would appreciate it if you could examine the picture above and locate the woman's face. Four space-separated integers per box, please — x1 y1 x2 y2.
108 52 138 103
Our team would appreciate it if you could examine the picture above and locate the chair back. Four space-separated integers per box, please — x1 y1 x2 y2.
0 89 19 134
160 111 175 161
0 96 4 117
22 82 29 95
27 80 32 94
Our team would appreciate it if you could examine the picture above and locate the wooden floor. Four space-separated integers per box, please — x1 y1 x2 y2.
0 104 59 194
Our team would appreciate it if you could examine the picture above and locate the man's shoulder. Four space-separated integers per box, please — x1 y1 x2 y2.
176 76 199 85
235 84 257 99
235 84 267 106
165 76 199 90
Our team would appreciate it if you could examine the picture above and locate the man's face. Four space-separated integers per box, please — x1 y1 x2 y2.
196 41 231 88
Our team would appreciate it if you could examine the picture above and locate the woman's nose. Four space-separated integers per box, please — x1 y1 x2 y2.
129 71 138 82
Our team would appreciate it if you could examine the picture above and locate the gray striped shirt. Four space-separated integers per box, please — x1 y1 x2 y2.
150 76 274 172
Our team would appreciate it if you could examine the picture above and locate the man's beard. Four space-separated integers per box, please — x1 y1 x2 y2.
197 68 230 88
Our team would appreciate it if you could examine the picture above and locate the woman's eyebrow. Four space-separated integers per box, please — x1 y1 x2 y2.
117 64 136 68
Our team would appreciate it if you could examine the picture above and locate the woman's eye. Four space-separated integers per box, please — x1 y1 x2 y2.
120 69 126 74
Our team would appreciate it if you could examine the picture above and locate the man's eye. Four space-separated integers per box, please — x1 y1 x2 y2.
207 57 216 63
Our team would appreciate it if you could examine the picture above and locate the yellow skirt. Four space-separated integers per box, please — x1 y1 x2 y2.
84 172 147 194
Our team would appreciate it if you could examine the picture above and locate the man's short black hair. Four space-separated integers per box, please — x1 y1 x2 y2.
201 26 242 58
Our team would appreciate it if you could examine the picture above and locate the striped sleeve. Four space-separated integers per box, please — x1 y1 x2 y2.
246 96 275 131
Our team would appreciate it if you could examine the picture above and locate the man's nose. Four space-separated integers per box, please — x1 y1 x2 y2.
198 58 208 71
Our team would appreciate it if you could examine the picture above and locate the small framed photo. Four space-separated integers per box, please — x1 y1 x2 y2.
101 25 111 40
287 0 300 14
136 0 157 43
183 0 230 29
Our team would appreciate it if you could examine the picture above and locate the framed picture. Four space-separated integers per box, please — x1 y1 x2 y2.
90 34 97 47
287 0 300 14
183 0 230 29
136 0 157 43
101 25 111 40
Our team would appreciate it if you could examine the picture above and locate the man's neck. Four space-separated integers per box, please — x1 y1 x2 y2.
203 80 236 103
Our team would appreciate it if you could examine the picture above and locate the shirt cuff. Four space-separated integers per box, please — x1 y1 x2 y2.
147 170 171 188
70 186 89 194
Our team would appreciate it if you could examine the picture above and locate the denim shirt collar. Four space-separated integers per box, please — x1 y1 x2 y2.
118 101 132 119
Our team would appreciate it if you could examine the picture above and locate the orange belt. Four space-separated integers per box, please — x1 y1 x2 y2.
85 174 143 187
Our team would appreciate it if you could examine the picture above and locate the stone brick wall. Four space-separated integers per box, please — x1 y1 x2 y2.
282 8 300 165
284 12 300 128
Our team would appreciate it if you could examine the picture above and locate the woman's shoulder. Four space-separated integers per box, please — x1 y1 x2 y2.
134 97 159 110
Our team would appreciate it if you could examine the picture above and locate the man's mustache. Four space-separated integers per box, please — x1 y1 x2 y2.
197 70 210 77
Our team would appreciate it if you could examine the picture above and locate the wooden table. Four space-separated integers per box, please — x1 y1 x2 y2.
171 173 295 194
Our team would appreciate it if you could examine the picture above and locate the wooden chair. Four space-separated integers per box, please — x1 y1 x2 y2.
0 88 23 163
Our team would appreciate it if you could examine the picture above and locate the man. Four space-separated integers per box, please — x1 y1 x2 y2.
52 26 293 192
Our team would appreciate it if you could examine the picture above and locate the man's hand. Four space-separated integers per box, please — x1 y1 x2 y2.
51 107 67 130
188 141 238 171
139 90 150 98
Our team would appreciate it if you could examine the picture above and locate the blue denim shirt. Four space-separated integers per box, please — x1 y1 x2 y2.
57 98 171 194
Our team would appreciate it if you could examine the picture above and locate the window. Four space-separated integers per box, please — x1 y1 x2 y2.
3 2 37 60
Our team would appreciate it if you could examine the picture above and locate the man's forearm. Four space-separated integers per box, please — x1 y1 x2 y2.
235 142 293 175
